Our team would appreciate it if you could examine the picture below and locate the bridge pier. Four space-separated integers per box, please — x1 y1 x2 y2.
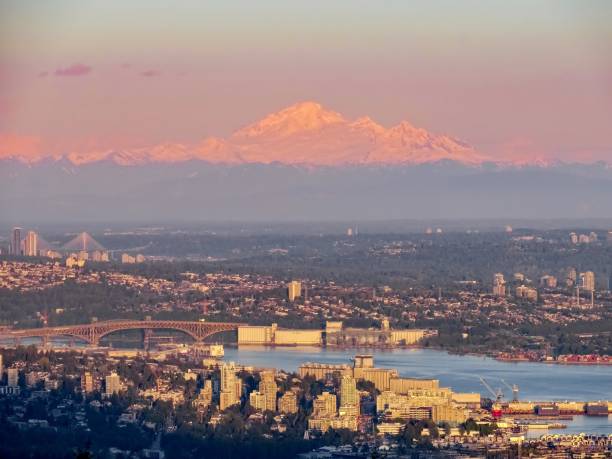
143 328 152 351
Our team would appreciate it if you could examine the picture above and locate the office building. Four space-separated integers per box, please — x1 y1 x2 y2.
287 280 301 301
24 231 38 257
105 372 121 396
278 391 298 414
10 227 22 256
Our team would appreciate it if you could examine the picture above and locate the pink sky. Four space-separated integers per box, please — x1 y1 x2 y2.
1 1 611 162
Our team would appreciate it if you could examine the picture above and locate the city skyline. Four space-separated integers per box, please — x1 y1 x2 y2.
1 3 611 456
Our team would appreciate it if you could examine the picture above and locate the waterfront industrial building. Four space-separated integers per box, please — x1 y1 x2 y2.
237 320 432 347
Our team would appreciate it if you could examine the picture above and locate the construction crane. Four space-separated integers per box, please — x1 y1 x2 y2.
501 379 519 402
479 376 504 402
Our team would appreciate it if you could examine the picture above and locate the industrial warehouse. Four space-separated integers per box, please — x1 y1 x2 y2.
237 320 434 347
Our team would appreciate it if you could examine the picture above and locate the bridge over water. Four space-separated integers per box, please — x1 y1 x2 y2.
0 319 241 346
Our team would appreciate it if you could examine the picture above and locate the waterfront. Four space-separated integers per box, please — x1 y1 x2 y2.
225 346 612 436
225 347 612 401
525 415 612 438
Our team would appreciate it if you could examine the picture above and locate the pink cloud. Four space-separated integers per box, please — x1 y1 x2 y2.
140 69 160 77
54 63 92 77
38 71 48 78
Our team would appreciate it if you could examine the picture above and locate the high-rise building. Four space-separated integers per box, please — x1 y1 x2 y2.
540 275 557 288
579 271 595 292
287 281 301 301
569 232 578 244
81 372 94 393
105 372 121 396
515 285 538 302
313 392 337 417
24 231 38 257
194 380 213 411
249 390 266 410
121 253 136 264
566 268 577 287
10 227 22 256
7 368 19 387
220 362 241 410
259 370 277 411
91 250 110 262
278 391 298 414
493 273 506 297
339 375 359 416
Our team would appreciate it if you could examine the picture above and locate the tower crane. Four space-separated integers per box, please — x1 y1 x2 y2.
501 379 519 402
479 376 504 402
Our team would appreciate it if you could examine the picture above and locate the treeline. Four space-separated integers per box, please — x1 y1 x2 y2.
91 232 612 290
0 281 163 327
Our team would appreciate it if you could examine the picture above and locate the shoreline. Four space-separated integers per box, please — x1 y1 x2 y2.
2 339 610 366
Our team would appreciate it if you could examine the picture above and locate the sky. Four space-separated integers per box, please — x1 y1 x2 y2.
1 0 611 162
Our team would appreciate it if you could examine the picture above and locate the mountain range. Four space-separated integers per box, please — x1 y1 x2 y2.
2 101 612 222
2 101 490 166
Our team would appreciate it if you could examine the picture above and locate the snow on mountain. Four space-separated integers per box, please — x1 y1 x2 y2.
0 101 488 166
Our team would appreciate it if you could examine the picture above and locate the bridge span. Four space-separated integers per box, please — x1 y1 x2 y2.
0 320 241 346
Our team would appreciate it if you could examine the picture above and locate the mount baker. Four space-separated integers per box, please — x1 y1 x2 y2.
1 101 490 166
